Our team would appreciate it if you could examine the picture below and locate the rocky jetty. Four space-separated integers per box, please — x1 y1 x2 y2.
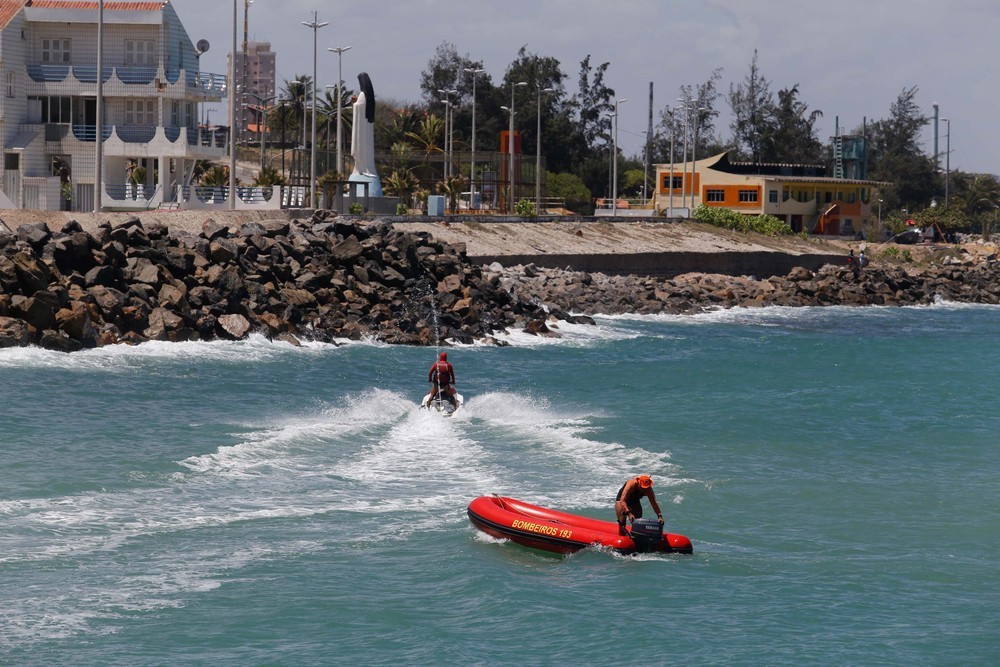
494 253 1000 319
3 212 999 352
0 213 559 352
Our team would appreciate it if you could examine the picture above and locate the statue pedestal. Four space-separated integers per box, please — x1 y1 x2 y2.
350 172 382 197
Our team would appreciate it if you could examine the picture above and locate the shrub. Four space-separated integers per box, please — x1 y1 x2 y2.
693 204 793 236
515 199 536 217
349 202 363 215
395 202 408 215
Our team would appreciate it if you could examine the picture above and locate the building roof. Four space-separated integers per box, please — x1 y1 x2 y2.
5 128 37 150
1 1 168 29
28 1 166 9
762 175 890 187
0 1 25 29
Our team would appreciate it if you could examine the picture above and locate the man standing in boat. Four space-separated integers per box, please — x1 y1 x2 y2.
615 475 663 535
426 351 458 410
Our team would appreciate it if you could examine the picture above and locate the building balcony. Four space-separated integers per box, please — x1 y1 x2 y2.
25 64 226 101
62 124 227 158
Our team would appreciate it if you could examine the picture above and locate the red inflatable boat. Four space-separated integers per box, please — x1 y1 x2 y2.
467 495 693 556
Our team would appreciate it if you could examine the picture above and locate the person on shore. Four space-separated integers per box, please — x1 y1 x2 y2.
848 250 860 279
615 474 663 535
426 351 458 409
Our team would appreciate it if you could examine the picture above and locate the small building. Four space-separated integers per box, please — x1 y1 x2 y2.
1 0 227 211
654 152 887 236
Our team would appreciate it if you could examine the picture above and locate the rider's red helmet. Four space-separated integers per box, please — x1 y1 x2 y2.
439 351 447 361
638 475 653 489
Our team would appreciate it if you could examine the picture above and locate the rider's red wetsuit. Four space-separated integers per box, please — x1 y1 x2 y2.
428 359 456 397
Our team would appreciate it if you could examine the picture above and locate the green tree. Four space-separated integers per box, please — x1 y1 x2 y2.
654 69 723 164
546 171 592 213
866 87 938 211
729 49 774 162
768 85 824 164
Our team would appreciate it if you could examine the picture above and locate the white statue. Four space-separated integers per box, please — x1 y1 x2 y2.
350 71 382 196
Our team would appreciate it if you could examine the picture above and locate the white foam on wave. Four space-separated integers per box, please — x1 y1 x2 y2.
0 333 355 371
492 318 643 348
179 388 411 477
458 391 681 510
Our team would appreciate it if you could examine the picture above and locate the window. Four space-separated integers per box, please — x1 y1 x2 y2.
706 189 725 202
6 71 13 98
125 40 156 66
769 190 778 204
848 192 856 204
125 100 157 125
738 189 758 203
28 95 72 123
41 38 70 64
662 174 683 190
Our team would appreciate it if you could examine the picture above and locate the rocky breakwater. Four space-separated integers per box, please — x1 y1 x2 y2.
492 251 1000 319
0 214 559 352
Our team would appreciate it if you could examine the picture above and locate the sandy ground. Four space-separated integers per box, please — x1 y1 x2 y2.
393 219 837 257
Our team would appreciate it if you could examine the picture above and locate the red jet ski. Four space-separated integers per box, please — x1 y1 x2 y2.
467 495 693 555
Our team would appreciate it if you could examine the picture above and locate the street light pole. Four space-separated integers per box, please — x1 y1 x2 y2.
535 84 554 214
677 97 689 212
437 88 456 178
941 117 951 208
667 108 676 217
229 0 237 209
504 80 528 214
690 104 705 211
328 46 351 176
94 0 104 212
612 98 627 217
464 67 485 209
302 12 328 208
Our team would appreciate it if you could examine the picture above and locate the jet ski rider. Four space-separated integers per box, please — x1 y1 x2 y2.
615 475 663 535
426 351 458 409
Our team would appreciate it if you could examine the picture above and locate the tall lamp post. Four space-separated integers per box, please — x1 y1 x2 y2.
690 103 706 211
437 88 457 178
502 80 528 214
464 67 485 209
611 98 627 217
327 45 351 176
676 97 689 211
667 107 678 217
229 0 237 209
535 84 554 214
94 0 104 212
941 116 951 208
301 12 328 208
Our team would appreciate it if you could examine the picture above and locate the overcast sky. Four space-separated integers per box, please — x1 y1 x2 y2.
173 0 999 176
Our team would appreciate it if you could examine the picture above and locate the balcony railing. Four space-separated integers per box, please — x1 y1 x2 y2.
116 125 158 143
26 63 226 95
26 64 69 82
72 65 113 83
105 183 156 201
116 66 158 85
71 124 113 142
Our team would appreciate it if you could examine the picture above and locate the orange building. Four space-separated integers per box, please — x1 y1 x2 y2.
654 152 888 236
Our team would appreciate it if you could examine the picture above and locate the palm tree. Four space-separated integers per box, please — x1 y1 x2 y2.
383 168 419 206
200 165 231 186
404 113 445 185
437 174 468 212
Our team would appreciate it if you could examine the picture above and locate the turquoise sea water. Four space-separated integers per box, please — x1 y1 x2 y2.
2 303 998 665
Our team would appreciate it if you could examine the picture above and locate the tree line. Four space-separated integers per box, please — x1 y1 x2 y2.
241 43 998 233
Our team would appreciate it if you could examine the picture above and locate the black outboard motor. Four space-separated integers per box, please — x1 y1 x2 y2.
629 518 663 553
